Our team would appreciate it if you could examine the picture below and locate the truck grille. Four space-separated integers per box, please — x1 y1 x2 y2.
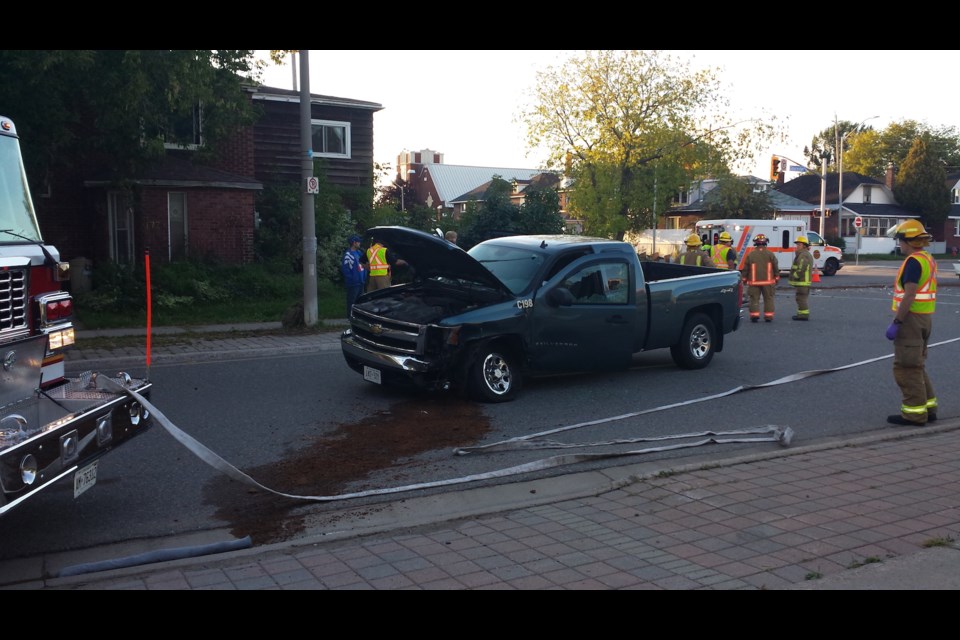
350 308 425 355
0 269 27 332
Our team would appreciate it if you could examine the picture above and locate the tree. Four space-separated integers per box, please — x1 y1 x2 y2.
458 176 519 247
521 50 780 240
895 135 950 227
700 173 774 219
803 120 872 173
0 50 260 185
517 183 565 234
843 120 960 178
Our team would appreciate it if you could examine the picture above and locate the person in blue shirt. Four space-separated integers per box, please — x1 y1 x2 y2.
341 234 367 315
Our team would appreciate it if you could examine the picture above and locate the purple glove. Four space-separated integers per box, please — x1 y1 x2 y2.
886 322 900 341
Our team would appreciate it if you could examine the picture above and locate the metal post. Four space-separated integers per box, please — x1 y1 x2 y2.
838 116 878 257
299 51 318 327
819 154 828 237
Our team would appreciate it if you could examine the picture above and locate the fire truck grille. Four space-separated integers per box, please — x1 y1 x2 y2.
0 269 27 332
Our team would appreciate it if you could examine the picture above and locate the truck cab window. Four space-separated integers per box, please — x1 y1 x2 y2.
562 262 628 305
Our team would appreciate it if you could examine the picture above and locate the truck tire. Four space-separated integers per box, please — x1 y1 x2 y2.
469 343 522 403
822 258 839 276
670 313 716 370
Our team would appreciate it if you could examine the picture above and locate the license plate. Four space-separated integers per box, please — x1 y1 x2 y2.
74 461 98 498
363 366 382 384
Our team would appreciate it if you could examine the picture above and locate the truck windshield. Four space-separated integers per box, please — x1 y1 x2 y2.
469 244 545 295
0 131 42 243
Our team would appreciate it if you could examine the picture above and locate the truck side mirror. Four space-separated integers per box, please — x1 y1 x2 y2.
546 286 574 307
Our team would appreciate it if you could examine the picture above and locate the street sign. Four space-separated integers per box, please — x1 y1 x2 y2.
306 176 319 194
853 216 863 228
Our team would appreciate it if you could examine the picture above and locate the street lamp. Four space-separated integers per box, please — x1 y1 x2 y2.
838 116 879 261
398 169 416 211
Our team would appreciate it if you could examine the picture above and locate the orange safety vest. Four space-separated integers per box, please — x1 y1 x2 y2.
892 251 937 313
367 244 389 276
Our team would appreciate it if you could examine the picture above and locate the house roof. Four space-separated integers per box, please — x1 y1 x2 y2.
449 171 561 204
252 85 383 112
84 153 262 190
775 172 882 206
678 177 813 213
423 164 543 207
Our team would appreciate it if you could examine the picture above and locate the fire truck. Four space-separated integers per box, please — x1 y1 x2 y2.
0 115 153 515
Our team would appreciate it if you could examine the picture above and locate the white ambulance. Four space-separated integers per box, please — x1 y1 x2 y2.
694 219 844 276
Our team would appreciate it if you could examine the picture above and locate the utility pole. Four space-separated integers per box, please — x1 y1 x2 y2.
299 51 318 326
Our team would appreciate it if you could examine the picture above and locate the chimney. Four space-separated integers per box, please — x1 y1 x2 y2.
886 162 896 190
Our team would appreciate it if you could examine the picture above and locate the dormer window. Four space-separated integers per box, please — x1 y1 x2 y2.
863 185 872 204
163 103 203 150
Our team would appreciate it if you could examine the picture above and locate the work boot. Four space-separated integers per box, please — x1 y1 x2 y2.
751 318 758 323
928 412 938 422
764 318 773 322
887 415 926 427
792 315 808 321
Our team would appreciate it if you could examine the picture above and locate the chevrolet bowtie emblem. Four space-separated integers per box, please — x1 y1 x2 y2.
370 324 383 335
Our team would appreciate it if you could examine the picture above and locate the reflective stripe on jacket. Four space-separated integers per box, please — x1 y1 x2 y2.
892 251 937 313
789 249 813 287
744 250 778 285
711 245 734 269
367 244 389 276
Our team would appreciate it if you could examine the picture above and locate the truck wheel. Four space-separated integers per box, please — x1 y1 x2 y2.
670 313 716 370
822 258 839 276
469 344 521 403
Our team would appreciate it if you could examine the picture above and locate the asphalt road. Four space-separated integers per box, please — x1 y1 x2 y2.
0 259 957 567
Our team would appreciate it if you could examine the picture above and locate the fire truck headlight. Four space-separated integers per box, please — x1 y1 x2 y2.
20 454 38 486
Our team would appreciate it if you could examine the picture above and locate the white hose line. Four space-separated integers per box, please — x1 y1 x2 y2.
96 337 959 503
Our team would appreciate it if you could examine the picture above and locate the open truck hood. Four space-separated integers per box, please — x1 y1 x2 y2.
366 226 511 294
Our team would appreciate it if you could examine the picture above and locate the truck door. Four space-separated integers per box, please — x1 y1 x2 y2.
528 256 636 372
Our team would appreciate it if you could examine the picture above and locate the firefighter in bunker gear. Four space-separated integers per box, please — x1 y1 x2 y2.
711 231 737 270
741 234 779 322
678 234 714 267
885 220 938 426
789 236 813 320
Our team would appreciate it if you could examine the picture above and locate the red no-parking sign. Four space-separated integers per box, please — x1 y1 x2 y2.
853 216 863 228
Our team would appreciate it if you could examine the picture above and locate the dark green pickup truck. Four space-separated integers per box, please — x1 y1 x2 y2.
341 227 743 402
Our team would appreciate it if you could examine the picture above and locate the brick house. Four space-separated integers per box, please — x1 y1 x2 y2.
33 84 381 269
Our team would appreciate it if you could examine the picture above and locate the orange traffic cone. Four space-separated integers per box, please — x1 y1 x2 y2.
812 267 821 283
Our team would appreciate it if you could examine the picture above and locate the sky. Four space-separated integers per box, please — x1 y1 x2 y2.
255 50 960 185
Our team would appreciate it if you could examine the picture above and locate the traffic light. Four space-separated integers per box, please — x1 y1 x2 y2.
770 156 781 182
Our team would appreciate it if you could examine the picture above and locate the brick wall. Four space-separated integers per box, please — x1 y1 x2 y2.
139 188 255 264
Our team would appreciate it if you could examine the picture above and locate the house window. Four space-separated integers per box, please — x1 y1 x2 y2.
862 185 872 204
163 103 203 150
107 191 134 264
954 219 960 236
953 189 960 204
168 192 188 261
311 119 350 159
673 189 688 205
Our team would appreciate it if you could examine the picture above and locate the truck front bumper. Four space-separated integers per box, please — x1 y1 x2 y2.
341 330 449 390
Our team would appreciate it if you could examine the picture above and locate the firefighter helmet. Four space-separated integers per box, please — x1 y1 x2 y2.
718 231 733 243
795 236 809 246
753 234 769 246
887 219 932 244
685 234 702 247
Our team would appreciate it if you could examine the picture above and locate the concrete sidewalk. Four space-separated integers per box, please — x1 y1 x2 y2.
12 320 955 590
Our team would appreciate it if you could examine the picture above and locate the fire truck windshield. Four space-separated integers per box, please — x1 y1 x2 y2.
0 129 42 243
